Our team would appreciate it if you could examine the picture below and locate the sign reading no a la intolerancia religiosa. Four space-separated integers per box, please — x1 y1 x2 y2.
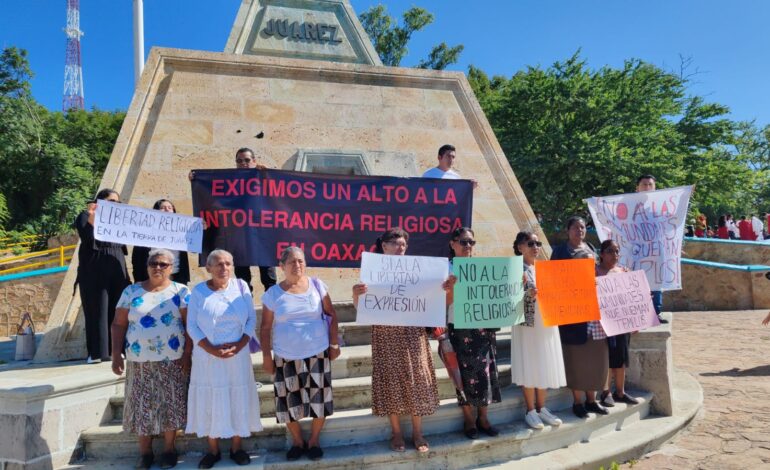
356 252 448 327
94 200 204 253
452 256 525 329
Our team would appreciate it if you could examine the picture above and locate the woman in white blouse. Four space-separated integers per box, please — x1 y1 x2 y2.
186 249 262 469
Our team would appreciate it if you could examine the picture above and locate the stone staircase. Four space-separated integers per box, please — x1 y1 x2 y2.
67 304 700 469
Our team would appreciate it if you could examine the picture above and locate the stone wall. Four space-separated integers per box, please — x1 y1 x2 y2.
664 262 770 311
683 237 770 266
0 272 65 337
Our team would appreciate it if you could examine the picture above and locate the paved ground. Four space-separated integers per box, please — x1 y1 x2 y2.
623 310 770 470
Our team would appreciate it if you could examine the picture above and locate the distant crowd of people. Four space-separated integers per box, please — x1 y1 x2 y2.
693 213 769 241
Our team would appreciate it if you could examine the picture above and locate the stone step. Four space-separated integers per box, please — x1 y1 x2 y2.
110 364 513 419
75 387 653 466
250 332 512 383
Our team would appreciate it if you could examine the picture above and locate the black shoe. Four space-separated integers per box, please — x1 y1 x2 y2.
135 453 154 470
229 449 250 466
657 315 669 324
463 425 479 440
599 390 615 407
307 446 324 461
159 452 178 469
572 403 588 418
286 445 305 461
198 452 221 469
613 392 640 405
585 401 609 415
476 418 499 437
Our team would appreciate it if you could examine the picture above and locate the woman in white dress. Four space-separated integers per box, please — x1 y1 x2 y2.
511 231 567 430
186 249 262 468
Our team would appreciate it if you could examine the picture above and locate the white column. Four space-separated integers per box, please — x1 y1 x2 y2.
133 0 145 85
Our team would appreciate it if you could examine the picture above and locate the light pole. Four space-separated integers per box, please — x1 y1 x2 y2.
133 0 144 85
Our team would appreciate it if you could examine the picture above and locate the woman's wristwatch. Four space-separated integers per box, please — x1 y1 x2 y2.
329 343 340 350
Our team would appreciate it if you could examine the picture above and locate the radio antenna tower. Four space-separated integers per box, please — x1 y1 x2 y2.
63 0 84 111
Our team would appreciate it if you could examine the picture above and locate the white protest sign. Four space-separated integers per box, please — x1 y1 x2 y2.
94 201 204 252
597 270 660 336
356 251 448 327
585 185 693 291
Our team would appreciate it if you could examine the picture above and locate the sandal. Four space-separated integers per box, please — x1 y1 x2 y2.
413 437 430 454
389 434 406 453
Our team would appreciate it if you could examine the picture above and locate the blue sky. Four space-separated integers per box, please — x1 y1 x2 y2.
1 1 768 126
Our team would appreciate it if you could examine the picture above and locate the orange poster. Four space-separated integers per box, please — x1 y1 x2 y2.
534 258 600 327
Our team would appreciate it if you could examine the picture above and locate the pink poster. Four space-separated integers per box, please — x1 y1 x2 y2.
597 270 660 336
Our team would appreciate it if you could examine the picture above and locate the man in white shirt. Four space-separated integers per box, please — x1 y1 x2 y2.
752 214 764 240
422 144 461 179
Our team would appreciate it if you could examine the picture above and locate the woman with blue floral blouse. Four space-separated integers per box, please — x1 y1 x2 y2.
111 248 192 470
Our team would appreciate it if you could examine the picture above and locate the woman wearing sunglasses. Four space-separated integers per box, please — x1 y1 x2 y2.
445 227 502 439
111 249 193 469
511 231 566 429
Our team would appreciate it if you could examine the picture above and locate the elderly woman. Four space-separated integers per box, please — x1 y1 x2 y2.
596 240 640 408
445 227 501 439
260 247 340 461
75 188 131 363
352 228 441 454
186 249 262 468
111 249 192 470
511 231 566 429
132 199 191 285
551 215 609 418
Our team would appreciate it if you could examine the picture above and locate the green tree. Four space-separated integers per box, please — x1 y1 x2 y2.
359 4 463 70
0 47 125 238
468 51 765 229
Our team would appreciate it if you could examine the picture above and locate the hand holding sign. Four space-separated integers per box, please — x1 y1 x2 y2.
355 252 448 327
452 257 524 329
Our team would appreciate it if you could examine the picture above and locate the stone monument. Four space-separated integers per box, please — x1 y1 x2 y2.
35 0 545 360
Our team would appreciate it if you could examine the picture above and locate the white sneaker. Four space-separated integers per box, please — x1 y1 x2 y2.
525 409 544 429
86 356 101 364
538 407 563 426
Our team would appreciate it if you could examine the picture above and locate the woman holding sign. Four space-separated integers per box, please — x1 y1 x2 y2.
74 188 131 363
551 216 610 419
511 231 566 429
446 227 502 439
132 199 191 285
352 228 440 454
260 246 340 462
596 240 640 408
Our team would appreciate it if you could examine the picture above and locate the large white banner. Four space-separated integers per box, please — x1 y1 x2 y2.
356 252 448 327
94 201 204 253
585 185 693 291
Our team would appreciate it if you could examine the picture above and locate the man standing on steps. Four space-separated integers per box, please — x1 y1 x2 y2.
636 174 668 324
232 147 278 293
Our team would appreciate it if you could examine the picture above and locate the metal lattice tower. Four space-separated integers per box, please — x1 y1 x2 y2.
63 0 84 111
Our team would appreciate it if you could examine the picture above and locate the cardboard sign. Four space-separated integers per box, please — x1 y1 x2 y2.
534 258 601 327
452 257 524 329
585 186 693 291
356 252 448 327
597 270 660 336
191 169 473 267
94 201 203 252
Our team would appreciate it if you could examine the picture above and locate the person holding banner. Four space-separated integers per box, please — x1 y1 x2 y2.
551 216 610 418
352 228 440 454
74 188 132 363
511 231 566 430
595 241 640 408
260 246 340 462
445 227 502 439
110 249 191 470
635 175 668 324
131 199 191 285
185 250 262 468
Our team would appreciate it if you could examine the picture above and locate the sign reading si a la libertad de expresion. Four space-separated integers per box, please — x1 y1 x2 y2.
355 252 448 327
597 270 660 336
190 169 473 268
452 257 525 329
262 18 343 44
585 185 693 291
94 201 204 252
